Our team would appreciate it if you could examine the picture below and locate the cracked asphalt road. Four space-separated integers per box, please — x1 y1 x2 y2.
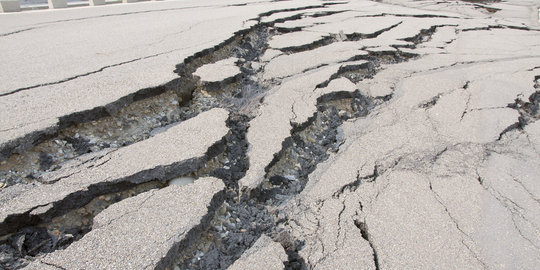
1 0 540 269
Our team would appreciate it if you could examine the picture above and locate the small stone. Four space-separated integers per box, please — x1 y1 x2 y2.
0 182 5 189
98 195 106 201
169 176 195 186
269 175 287 185
218 205 227 215
240 229 247 233
284 175 296 181
104 195 112 201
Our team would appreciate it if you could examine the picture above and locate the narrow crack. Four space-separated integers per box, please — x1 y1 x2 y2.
277 21 403 55
401 24 458 45
0 50 179 98
257 2 347 20
476 174 540 249
353 219 380 270
353 13 460 19
427 180 488 268
419 94 442 109
511 177 540 204
334 202 346 255
461 24 540 32
0 27 38 38
333 167 379 198
41 261 67 270
0 0 282 38
346 21 404 41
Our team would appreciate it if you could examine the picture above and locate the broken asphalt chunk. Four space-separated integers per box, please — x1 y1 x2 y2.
0 108 229 236
27 177 225 270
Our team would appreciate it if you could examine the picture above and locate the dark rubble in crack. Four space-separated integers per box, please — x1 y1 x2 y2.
0 23 273 189
499 79 540 139
1 7 328 266
275 22 404 55
0 22 273 270
174 45 419 269
512 91 540 126
174 92 375 270
259 91 374 206
0 182 166 269
0 5 463 270
0 111 251 269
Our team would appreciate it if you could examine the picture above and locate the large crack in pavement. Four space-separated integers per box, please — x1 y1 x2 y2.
0 23 273 188
0 1 349 189
174 92 377 270
2 5 424 268
173 39 418 270
0 7 356 269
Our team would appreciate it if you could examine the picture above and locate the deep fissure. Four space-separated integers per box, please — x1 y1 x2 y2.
2 8 448 270
176 45 416 269
499 78 540 140
0 14 274 269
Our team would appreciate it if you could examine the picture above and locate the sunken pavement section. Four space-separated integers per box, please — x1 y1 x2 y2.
1 0 540 269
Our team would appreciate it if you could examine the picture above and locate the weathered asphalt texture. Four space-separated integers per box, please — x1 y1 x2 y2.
1 0 540 269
